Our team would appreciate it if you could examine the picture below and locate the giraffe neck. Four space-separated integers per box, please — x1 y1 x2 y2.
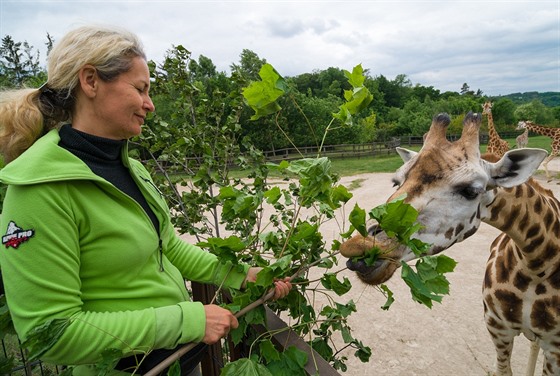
483 179 560 274
524 122 558 137
486 113 499 136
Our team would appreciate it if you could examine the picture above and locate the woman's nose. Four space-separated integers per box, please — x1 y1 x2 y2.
144 95 155 112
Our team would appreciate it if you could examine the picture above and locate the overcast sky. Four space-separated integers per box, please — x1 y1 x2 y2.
1 0 559 96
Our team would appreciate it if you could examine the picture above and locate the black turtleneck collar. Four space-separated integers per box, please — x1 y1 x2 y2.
58 124 124 163
58 124 159 233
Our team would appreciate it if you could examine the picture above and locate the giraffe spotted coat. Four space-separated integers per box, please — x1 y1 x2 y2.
517 120 560 182
481 171 560 376
341 112 559 375
482 101 510 158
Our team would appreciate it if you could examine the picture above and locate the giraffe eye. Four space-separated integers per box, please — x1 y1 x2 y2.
457 185 482 200
391 179 401 188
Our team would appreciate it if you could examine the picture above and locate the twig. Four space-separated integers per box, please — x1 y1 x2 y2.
144 253 336 376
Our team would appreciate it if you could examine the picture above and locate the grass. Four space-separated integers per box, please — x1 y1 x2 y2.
329 154 407 176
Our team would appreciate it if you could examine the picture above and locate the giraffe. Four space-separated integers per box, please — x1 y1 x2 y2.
517 121 560 182
341 112 560 376
482 101 510 158
516 127 529 149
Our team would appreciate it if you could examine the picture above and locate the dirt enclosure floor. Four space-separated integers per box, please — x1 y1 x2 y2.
321 158 560 376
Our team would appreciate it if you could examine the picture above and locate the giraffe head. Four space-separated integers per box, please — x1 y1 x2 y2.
342 112 547 285
481 101 492 115
516 120 531 130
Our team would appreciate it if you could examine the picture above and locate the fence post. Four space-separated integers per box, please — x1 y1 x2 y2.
191 282 223 376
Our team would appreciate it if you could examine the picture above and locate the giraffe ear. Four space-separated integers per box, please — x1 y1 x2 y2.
396 147 417 162
485 148 548 188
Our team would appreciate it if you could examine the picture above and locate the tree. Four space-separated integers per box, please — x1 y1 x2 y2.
410 84 441 102
230 49 267 81
396 98 434 135
0 35 45 88
491 98 516 128
460 83 472 95
289 67 351 99
373 74 412 109
514 99 555 124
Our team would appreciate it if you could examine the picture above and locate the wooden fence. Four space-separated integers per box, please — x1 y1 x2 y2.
260 133 496 163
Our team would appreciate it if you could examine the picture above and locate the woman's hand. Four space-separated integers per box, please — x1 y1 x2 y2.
271 277 292 300
202 304 239 344
243 267 293 300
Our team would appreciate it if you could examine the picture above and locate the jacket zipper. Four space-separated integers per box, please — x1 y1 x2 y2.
138 175 166 272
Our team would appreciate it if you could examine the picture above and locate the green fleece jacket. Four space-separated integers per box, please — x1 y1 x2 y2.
0 129 248 372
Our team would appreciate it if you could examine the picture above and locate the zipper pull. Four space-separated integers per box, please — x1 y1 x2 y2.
140 176 164 197
158 238 164 272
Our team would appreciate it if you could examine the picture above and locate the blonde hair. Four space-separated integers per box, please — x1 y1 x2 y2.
0 25 146 163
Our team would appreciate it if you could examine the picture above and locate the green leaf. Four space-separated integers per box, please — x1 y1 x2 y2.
96 348 123 375
344 64 366 88
348 204 367 237
286 158 334 207
379 284 395 310
310 337 333 360
0 295 14 338
332 64 373 125
255 255 293 287
245 305 266 326
369 197 417 239
197 236 247 264
168 360 182 376
341 326 353 343
400 255 457 308
229 318 248 346
21 318 71 361
264 186 282 204
260 339 281 363
242 64 286 120
353 340 372 362
0 354 16 375
59 368 74 376
222 358 273 376
267 346 308 376
330 184 353 206
219 186 260 219
320 273 352 296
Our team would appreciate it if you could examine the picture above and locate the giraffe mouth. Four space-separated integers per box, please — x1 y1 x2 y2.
341 232 406 285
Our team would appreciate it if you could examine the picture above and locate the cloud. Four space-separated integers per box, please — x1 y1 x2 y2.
0 0 558 96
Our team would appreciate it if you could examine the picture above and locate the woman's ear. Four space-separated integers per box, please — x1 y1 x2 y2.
78 65 98 98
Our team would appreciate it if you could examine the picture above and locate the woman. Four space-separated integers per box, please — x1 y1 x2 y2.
0 25 290 375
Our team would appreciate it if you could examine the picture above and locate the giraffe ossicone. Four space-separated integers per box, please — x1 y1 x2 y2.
342 112 560 376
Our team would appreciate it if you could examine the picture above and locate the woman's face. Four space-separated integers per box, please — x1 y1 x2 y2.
82 56 155 140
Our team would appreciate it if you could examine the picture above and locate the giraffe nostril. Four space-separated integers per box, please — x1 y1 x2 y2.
346 259 384 274
368 223 383 236
346 259 366 273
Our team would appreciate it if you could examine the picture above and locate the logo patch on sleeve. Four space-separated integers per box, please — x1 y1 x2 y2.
2 221 35 249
